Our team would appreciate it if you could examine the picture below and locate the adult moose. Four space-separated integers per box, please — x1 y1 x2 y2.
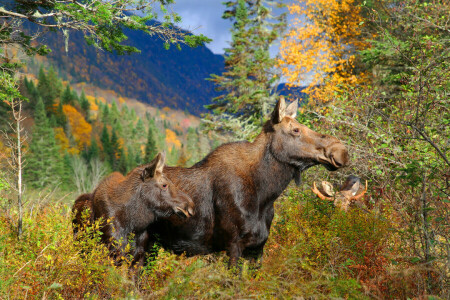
148 98 349 266
73 153 195 266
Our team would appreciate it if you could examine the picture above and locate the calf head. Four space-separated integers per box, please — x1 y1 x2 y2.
312 175 368 211
139 153 195 218
269 97 349 184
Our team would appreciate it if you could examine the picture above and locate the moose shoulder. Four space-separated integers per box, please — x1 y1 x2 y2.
148 98 349 265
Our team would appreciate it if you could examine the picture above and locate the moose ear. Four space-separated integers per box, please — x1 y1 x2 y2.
341 175 361 195
140 152 164 181
349 181 360 196
271 96 286 124
285 99 298 119
155 152 166 174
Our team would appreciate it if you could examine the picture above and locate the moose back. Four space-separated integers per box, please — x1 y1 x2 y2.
148 98 349 265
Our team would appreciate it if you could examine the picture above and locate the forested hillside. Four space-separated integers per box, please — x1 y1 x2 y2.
3 66 219 193
25 22 224 114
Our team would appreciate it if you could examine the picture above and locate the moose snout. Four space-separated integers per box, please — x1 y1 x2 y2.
174 194 195 219
327 143 349 169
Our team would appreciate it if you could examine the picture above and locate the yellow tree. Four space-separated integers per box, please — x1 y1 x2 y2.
63 105 92 150
278 0 370 103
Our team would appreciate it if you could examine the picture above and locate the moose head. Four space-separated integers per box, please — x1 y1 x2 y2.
139 152 195 218
268 97 349 184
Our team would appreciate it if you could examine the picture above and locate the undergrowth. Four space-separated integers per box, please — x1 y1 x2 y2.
0 187 445 299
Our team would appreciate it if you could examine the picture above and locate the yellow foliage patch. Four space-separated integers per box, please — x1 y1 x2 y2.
165 129 181 150
278 0 370 104
62 105 92 150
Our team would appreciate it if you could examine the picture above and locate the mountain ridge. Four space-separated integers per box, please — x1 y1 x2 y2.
33 22 224 115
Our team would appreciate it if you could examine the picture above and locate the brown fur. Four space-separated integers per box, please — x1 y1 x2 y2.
72 193 94 237
148 98 349 266
72 153 194 266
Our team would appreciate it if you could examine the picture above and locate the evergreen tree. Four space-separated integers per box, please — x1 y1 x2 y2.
79 90 90 120
47 66 62 99
109 128 120 170
118 148 128 174
55 101 67 127
61 85 74 105
144 121 158 163
204 0 286 138
101 104 110 124
37 66 59 112
134 148 143 167
88 138 100 161
134 118 146 140
25 97 64 188
100 125 111 162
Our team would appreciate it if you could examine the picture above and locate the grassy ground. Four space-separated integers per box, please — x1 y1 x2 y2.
0 187 445 299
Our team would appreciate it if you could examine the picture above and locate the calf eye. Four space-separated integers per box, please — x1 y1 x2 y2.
293 128 300 133
162 184 168 188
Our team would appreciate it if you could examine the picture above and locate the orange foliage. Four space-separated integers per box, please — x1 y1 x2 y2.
278 0 370 103
63 105 92 150
162 107 171 112
165 129 181 151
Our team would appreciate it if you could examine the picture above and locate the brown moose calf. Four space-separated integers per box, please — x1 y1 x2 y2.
72 153 194 266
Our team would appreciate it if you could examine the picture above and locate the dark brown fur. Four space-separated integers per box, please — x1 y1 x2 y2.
148 98 349 265
72 193 94 237
73 153 194 266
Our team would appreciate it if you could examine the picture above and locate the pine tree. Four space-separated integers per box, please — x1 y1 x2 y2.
88 138 100 161
37 66 60 112
144 121 158 163
25 97 64 188
79 90 90 120
55 101 67 127
204 0 286 139
101 104 110 124
61 85 74 105
100 125 111 162
110 128 119 170
134 118 146 140
118 148 128 174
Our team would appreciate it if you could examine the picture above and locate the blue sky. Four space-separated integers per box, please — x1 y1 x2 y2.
166 0 291 55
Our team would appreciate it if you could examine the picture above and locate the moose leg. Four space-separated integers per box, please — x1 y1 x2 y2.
242 243 266 269
133 231 149 268
227 241 243 268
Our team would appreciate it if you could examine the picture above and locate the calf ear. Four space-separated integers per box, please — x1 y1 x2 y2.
155 152 166 175
341 175 361 195
271 96 286 124
349 181 360 196
285 100 298 119
140 152 163 181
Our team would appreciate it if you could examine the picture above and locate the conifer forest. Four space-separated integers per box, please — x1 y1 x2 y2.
0 0 448 298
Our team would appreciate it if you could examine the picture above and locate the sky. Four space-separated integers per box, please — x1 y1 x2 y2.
164 0 291 55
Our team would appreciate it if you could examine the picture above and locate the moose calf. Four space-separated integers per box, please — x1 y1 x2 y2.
72 153 195 266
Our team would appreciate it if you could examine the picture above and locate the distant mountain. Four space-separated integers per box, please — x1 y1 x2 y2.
33 23 224 115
